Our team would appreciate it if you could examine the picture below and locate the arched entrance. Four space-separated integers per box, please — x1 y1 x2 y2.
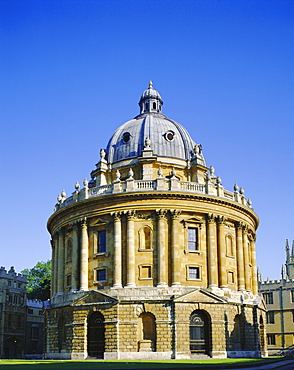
87 312 105 358
138 312 156 352
189 310 210 354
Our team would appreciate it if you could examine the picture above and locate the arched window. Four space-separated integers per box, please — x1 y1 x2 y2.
139 226 152 250
138 312 156 352
66 239 72 260
226 235 234 256
189 310 210 354
153 102 156 109
88 312 105 358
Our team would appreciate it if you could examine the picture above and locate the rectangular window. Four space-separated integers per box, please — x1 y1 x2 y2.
227 271 235 284
96 269 106 282
263 292 274 305
267 334 276 345
39 310 43 316
291 290 294 303
188 267 200 280
98 231 106 253
28 308 34 315
266 311 275 324
188 228 198 250
66 274 72 287
140 266 152 279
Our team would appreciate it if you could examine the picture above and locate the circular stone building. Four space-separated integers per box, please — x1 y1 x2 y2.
45 82 267 360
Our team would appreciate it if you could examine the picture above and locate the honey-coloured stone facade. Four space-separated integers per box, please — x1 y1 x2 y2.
45 83 267 359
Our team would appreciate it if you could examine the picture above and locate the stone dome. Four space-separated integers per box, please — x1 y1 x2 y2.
106 82 206 165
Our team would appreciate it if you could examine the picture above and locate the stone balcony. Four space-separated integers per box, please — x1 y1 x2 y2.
55 176 252 212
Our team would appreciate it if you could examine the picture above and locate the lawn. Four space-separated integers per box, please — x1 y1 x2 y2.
0 358 281 370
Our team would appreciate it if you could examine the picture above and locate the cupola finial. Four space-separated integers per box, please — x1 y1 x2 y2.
149 80 153 88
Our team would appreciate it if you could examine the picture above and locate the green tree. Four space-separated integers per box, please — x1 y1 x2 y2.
22 260 51 301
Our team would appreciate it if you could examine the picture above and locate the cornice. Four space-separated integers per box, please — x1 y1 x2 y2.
47 190 259 234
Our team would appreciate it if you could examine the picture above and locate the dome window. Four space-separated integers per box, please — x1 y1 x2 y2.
153 102 156 110
164 130 175 142
123 132 131 143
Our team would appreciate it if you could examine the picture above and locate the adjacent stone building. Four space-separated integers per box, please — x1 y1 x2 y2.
0 266 27 358
25 300 44 357
45 82 267 360
259 239 294 354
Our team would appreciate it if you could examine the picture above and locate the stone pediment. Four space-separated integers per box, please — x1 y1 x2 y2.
174 288 227 304
71 290 117 306
89 218 110 227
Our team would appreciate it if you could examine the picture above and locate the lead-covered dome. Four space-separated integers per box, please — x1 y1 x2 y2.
106 82 206 165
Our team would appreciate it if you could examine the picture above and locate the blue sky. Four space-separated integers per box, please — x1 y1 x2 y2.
0 0 293 280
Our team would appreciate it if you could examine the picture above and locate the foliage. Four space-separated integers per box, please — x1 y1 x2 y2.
21 260 51 301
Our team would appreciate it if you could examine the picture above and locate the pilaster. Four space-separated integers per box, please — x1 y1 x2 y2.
156 209 167 286
71 222 79 291
171 210 181 286
236 222 245 291
250 234 258 295
126 210 136 287
112 212 122 288
207 214 218 288
57 228 65 294
217 216 227 288
80 218 89 291
242 225 251 292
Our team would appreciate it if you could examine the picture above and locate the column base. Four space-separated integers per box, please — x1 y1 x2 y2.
125 284 136 288
111 284 122 289
157 282 168 287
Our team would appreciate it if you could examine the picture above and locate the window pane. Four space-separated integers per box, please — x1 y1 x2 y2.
97 269 106 281
189 267 199 279
98 231 106 253
188 228 198 250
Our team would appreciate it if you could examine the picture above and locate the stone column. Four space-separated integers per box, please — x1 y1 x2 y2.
156 209 167 286
250 235 258 295
112 212 122 288
80 218 89 291
57 228 65 295
217 216 227 288
243 226 251 291
207 214 218 288
50 239 55 297
71 223 79 291
236 222 245 291
126 210 136 287
171 210 181 286
54 233 59 295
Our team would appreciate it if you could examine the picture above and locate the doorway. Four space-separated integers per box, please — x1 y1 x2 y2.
189 310 210 354
87 312 105 358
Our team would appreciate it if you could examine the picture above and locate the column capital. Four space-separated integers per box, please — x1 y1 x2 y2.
156 209 167 219
111 211 122 221
170 209 181 219
206 213 216 223
125 210 136 220
216 215 226 225
80 217 87 228
235 221 244 230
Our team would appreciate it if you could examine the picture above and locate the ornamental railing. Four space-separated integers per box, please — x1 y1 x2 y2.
55 178 252 211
